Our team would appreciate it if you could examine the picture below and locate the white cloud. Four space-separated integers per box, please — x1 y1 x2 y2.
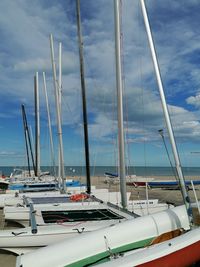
1 0 200 165
186 95 200 108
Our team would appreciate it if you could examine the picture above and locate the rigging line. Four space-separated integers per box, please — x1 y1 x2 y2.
76 28 117 175
62 83 85 175
110 65 118 173
60 82 86 168
119 0 132 179
140 61 148 178
158 129 178 181
76 68 107 176
61 93 80 126
119 0 129 176
63 80 85 169
107 97 118 172
56 82 77 127
136 0 148 178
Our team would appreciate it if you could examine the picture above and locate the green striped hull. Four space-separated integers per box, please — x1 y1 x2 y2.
65 237 154 267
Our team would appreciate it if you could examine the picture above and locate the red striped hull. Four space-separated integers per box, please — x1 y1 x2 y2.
138 239 200 267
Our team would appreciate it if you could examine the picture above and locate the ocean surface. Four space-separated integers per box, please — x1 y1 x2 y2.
1 166 200 177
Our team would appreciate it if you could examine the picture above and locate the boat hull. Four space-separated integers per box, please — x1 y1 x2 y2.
98 227 200 267
15 205 190 267
148 180 200 189
138 239 200 267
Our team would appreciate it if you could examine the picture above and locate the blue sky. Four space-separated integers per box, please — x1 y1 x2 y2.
1 0 200 168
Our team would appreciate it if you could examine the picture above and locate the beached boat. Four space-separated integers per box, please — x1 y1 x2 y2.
0 195 136 255
15 203 191 267
8 178 84 191
0 178 9 190
97 226 200 267
3 190 173 227
148 179 200 189
2 190 131 226
104 173 155 186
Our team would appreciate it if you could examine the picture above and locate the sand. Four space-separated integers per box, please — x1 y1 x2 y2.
0 175 200 267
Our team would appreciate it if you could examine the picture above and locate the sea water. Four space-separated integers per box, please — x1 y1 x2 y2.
1 166 200 177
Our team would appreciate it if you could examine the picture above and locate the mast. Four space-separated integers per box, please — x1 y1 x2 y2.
58 42 62 178
140 0 193 225
76 0 91 194
49 34 66 192
114 0 127 208
34 72 40 177
42 72 56 177
58 42 62 106
21 104 36 176
21 105 31 176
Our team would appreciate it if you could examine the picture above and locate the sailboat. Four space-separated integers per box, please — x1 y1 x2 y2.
104 172 155 186
15 202 193 267
0 1 137 255
7 77 80 192
15 1 200 266
95 228 200 267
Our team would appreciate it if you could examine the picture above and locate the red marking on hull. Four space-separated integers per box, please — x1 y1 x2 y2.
137 240 200 267
126 182 146 186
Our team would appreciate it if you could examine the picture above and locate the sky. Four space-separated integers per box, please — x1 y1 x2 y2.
1 0 200 169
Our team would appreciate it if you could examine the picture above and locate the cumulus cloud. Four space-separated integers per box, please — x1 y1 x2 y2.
186 94 200 108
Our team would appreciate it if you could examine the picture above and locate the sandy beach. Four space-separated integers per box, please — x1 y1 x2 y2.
0 175 200 267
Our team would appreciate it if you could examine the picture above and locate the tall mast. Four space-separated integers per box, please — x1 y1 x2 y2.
34 72 40 177
76 0 91 194
50 34 66 192
58 42 62 106
42 72 56 177
58 42 62 178
114 0 127 209
140 0 193 225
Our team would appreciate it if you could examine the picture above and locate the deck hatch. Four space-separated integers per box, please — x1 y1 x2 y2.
41 209 124 223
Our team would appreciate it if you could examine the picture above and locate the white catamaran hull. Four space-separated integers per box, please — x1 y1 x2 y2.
16 204 190 267
3 197 172 227
0 186 96 208
97 227 200 267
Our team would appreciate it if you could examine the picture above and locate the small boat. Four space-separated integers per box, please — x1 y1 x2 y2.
8 169 85 191
0 186 94 208
3 190 132 227
15 203 191 267
104 173 155 186
8 178 84 191
104 173 200 189
0 178 9 190
0 193 136 255
3 193 172 227
148 179 200 189
97 227 200 267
